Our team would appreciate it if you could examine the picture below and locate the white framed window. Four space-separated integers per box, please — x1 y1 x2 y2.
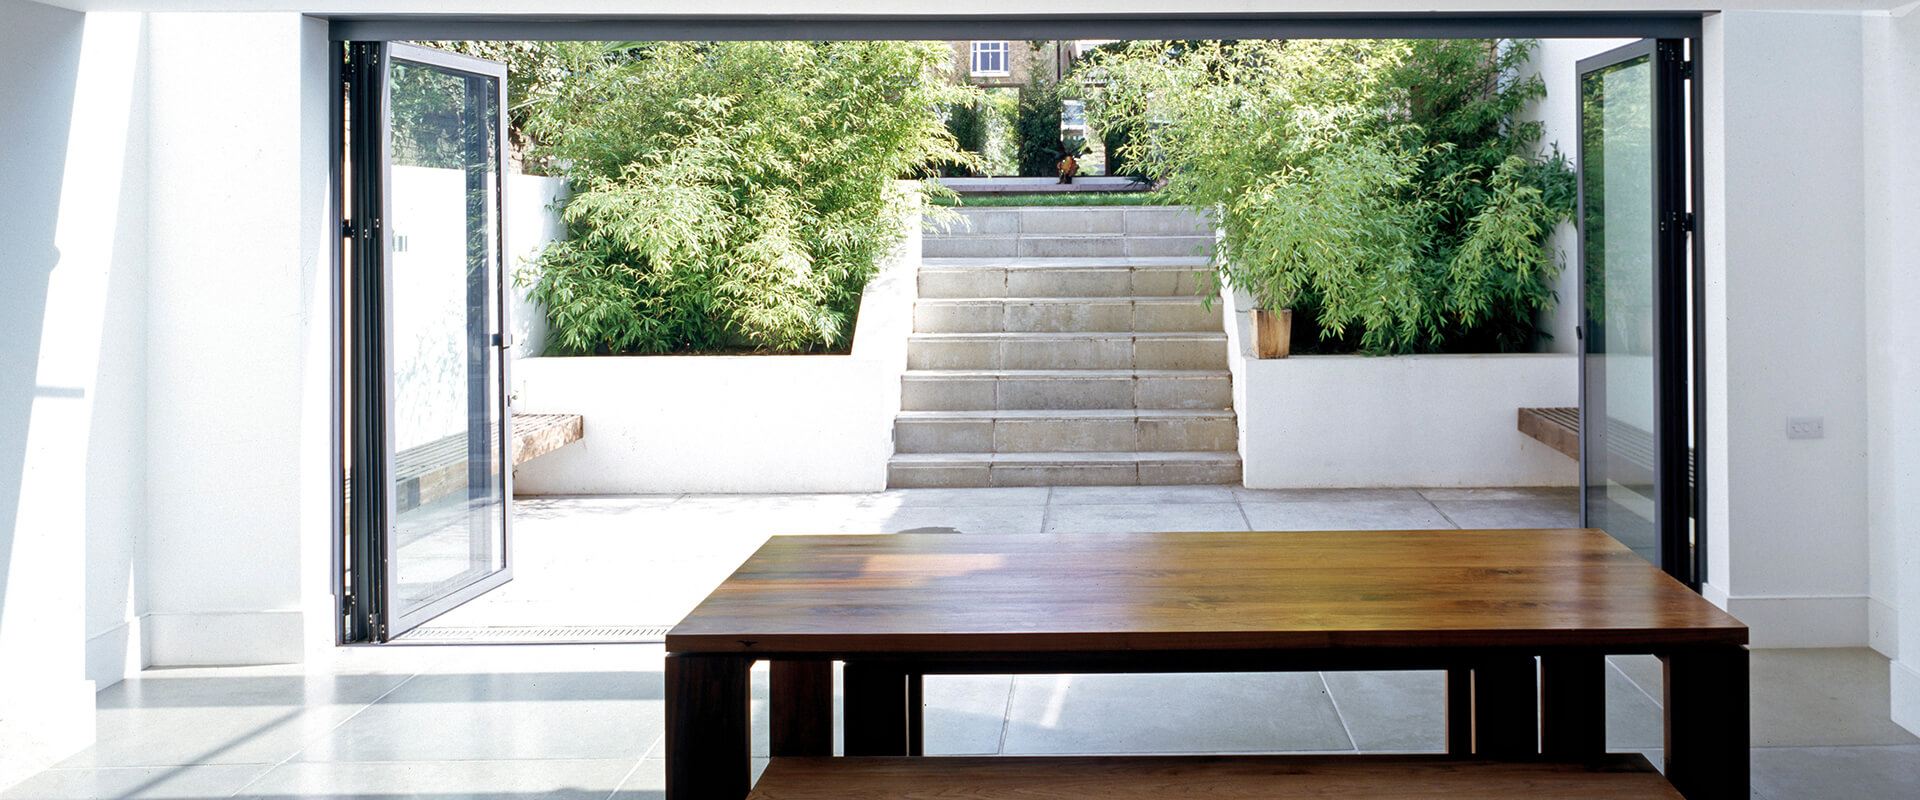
970 41 1010 77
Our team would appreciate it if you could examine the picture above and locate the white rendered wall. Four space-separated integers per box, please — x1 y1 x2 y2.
0 1 154 786
510 195 920 494
1519 37 1635 355
1701 10 1872 648
506 173 568 364
1868 3 1920 735
141 12 336 667
1223 290 1578 489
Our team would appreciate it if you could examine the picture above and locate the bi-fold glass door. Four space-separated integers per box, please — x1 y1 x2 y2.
1577 39 1699 588
342 42 512 642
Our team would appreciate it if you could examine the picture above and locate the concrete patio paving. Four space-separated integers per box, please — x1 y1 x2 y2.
422 485 1582 631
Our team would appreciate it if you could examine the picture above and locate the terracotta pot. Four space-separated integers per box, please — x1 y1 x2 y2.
1252 308 1292 359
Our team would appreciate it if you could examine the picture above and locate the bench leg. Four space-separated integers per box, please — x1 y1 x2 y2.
770 660 833 757
843 661 912 756
665 654 751 800
1445 667 1473 756
1540 653 1606 758
1472 656 1539 757
1664 646 1749 800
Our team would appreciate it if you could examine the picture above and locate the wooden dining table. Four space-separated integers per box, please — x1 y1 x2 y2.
664 529 1748 800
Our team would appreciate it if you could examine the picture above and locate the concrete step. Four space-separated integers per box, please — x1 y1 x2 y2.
914 297 1224 334
922 234 1213 259
894 409 1238 454
900 369 1233 412
928 206 1212 237
887 450 1243 488
907 332 1228 371
918 260 1214 299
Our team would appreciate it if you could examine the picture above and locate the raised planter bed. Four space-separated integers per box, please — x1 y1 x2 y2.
1222 289 1578 489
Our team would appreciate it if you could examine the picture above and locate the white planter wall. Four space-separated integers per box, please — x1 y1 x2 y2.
1223 290 1578 489
509 192 920 494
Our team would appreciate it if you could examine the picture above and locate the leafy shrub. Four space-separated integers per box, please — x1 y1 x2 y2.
942 101 990 177
1083 39 1575 354
518 41 976 354
1014 45 1068 177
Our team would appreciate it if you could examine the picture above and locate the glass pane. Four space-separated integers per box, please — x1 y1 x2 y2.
387 58 504 619
1581 55 1659 567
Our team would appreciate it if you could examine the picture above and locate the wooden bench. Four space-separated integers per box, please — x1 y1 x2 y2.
747 755 1685 800
394 413 582 512
1518 407 1695 496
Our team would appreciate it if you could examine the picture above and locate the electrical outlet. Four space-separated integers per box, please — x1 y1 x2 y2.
1787 416 1825 440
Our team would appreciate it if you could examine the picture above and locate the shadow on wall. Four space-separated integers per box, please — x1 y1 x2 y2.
0 0 84 629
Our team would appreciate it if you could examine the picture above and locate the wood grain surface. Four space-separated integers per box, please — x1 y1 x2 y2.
746 755 1685 799
666 530 1745 655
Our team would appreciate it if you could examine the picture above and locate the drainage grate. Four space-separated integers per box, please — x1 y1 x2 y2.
394 625 674 644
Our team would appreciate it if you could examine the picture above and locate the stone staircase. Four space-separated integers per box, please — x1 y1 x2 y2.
888 206 1242 488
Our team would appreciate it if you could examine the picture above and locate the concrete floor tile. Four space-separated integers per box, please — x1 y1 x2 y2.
1002 672 1350 755
924 675 1016 756
234 759 644 800
1427 497 1581 529
864 487 1050 508
1043 502 1248 533
852 505 1048 535
57 672 412 768
1239 499 1454 531
1416 487 1578 502
2 766 272 800
1750 649 1920 747
1609 654 1665 706
1048 485 1236 505
1232 488 1426 504
1751 745 1920 800
1606 662 1667 749
1320 671 1446 753
293 671 663 762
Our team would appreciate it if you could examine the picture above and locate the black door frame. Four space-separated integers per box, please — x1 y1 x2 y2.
339 41 515 643
330 12 1710 644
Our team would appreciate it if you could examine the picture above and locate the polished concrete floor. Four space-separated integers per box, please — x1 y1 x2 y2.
8 488 1917 798
6 644 1916 799
424 486 1586 629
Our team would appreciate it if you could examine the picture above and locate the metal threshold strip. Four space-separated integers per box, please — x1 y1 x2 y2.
393 625 672 644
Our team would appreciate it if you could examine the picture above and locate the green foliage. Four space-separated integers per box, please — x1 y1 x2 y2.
1014 45 1068 177
513 41 977 354
942 101 990 177
1082 39 1576 354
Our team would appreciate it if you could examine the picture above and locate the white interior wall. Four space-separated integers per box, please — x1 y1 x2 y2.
1701 10 1872 648
0 1 153 786
1869 3 1920 736
141 11 336 667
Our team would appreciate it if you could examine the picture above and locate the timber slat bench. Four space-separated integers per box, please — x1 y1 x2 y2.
1517 407 1696 495
665 530 1749 800
392 413 583 512
747 754 1683 800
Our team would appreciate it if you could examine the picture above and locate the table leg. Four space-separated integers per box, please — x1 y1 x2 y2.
665 654 751 800
1445 667 1473 756
770 660 833 757
907 670 926 757
1540 653 1606 757
843 661 911 756
1472 656 1539 757
1664 646 1749 800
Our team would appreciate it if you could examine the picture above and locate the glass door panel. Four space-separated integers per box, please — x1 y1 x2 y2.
1578 39 1693 583
345 42 512 641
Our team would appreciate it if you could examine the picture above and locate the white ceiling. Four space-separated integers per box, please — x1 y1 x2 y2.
27 1 1920 16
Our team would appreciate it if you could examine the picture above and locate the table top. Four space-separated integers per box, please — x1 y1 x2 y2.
666 529 1746 656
